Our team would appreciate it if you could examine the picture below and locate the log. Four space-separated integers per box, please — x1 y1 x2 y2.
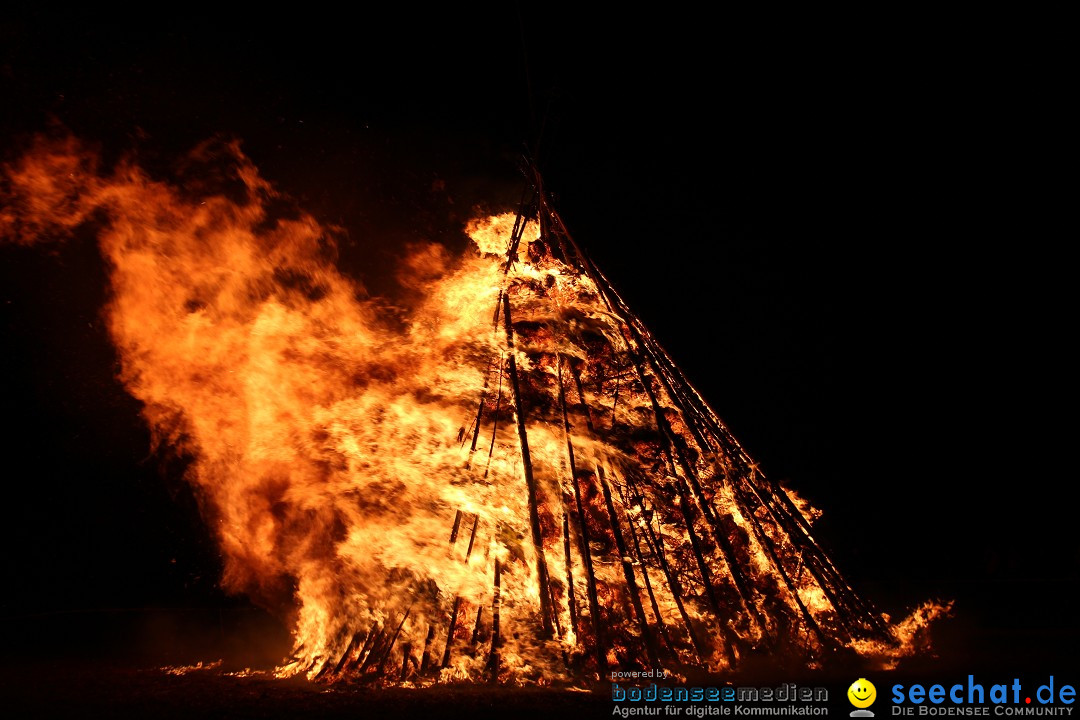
471 606 484 646
562 512 579 636
617 480 677 660
487 559 501 681
597 466 660 667
420 624 436 673
483 359 504 479
465 513 479 560
355 624 385 675
374 607 412 677
440 597 462 668
331 628 368 676
400 642 412 681
557 354 605 671
449 509 463 546
622 474 708 661
503 293 554 638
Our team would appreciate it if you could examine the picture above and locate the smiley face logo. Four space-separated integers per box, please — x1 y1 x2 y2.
848 678 877 709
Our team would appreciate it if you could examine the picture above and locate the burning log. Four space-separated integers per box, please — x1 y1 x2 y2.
441 511 483 669
420 624 436 673
597 465 660 667
621 473 709 661
556 353 605 670
617 480 678 661
441 597 463 669
567 360 596 433
471 606 484 646
475 356 506 479
330 628 369 676
449 509 463 546
561 513 579 637
467 357 497 453
465 513 479 559
354 625 385 676
374 608 412 677
620 331 766 637
487 559 501 681
400 642 413 681
501 292 556 639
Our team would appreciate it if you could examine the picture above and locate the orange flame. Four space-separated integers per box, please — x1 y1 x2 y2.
2 134 947 684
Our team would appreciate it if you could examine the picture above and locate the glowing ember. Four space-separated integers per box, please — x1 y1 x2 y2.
162 659 224 676
1 134 948 685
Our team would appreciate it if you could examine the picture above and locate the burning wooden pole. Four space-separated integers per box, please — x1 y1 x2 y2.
597 464 661 667
420 624 436 673
483 359 505 479
611 318 768 639
441 598 463 669
355 624 386 675
616 478 678 660
467 357 497 453
501 291 555 638
465 513 479 559
620 327 819 624
568 361 596 433
449 509 463 546
675 485 739 665
442 511 482 669
400 643 413 681
628 309 883 641
562 512 579 636
621 474 709 661
561 210 904 646
375 607 412 677
330 628 368 676
487 558 501 681
471 607 484 646
556 354 606 671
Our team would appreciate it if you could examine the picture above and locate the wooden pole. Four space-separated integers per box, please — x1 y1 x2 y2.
557 354 606 671
502 293 555 638
597 465 660 667
562 512 579 636
487 559 501 681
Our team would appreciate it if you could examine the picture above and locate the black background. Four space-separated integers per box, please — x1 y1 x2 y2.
1 7 1074 679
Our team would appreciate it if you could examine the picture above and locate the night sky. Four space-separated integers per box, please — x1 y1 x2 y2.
1 8 1074 678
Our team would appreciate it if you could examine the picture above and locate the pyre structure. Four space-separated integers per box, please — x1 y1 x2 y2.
0 137 934 688
315 168 903 684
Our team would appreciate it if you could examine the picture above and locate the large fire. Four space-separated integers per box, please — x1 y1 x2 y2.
1 135 948 685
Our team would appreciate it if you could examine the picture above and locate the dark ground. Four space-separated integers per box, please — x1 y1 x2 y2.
3 598 1076 718
4 611 1077 719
